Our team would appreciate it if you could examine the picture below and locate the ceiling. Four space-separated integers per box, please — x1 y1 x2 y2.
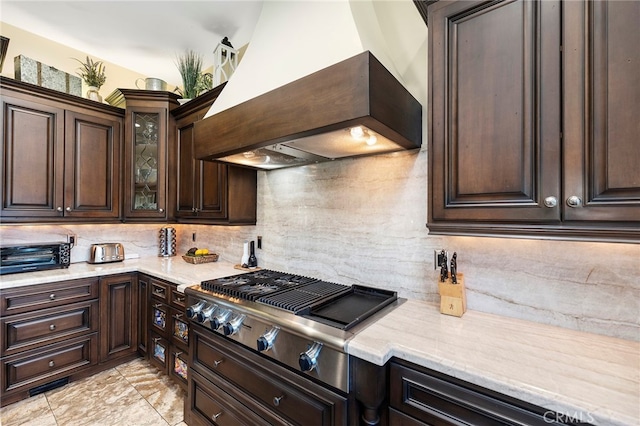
1 0 264 85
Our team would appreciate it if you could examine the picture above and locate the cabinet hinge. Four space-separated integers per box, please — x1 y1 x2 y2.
560 44 563 52
560 132 563 139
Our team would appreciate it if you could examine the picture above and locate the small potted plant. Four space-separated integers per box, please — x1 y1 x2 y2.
175 50 212 102
74 56 106 102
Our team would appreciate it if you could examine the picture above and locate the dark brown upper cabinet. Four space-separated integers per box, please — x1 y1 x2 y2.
106 89 180 221
1 78 123 222
427 0 639 242
171 84 257 225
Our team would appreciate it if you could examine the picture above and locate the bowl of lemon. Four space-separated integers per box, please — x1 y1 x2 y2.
182 247 219 264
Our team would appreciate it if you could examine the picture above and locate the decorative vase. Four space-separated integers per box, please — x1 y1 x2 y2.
87 86 102 102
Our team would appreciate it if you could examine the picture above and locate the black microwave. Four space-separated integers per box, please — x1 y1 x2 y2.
0 242 71 275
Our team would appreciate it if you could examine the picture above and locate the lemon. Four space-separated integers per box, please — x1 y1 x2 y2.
195 248 209 256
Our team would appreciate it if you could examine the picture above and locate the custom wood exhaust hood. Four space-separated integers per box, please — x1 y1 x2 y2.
193 51 422 170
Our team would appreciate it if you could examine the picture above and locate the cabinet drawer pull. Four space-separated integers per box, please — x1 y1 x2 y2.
153 303 163 308
49 324 56 331
273 395 285 406
173 313 183 319
49 294 56 300
212 412 222 420
153 337 161 343
48 360 55 368
213 359 223 367
174 351 182 357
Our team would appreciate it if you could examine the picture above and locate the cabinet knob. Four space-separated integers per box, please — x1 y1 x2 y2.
48 360 55 368
65 207 72 212
49 324 56 331
212 412 222 420
566 196 582 208
49 294 56 300
159 208 164 213
56 206 63 212
273 395 285 406
543 196 557 208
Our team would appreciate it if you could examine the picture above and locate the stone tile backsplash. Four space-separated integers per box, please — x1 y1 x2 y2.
1 149 638 341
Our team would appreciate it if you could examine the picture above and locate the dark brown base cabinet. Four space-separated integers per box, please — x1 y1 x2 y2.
143 274 189 390
424 0 639 242
0 278 101 407
186 325 352 426
0 272 191 407
99 274 138 363
389 359 568 425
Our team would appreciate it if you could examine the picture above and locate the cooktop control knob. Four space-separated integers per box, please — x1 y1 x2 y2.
186 300 206 319
223 314 246 336
257 326 280 352
210 309 231 331
299 342 323 372
196 304 217 323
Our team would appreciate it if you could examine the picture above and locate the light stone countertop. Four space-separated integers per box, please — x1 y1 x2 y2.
0 257 244 293
2 259 638 425
347 299 640 426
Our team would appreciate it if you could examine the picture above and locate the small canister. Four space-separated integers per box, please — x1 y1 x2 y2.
159 227 177 257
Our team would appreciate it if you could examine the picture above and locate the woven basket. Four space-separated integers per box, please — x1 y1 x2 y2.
181 254 219 264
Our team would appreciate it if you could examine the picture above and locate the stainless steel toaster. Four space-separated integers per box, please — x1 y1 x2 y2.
89 243 125 264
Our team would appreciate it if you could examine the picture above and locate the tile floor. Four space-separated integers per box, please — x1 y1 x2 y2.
0 358 186 426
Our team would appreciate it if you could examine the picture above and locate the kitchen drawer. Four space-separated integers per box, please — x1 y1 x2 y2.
150 301 169 335
388 407 427 426
170 306 189 347
1 333 98 394
149 278 170 303
149 331 169 373
170 288 186 310
1 278 99 316
2 300 98 356
189 369 272 426
192 327 347 426
390 360 564 426
169 344 188 389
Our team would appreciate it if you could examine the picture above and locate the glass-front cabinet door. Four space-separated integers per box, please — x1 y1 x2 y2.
124 105 168 219
134 112 159 210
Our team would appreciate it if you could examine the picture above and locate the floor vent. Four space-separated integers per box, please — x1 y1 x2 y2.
29 377 69 397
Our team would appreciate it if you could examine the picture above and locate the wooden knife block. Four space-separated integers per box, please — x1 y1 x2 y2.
438 273 466 317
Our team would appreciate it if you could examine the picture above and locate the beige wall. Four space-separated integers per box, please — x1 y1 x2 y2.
1 22 151 99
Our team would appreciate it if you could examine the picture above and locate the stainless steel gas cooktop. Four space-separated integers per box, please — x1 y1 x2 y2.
185 269 401 392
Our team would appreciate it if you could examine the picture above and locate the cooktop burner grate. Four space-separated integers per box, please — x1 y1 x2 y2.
258 280 349 313
201 269 318 302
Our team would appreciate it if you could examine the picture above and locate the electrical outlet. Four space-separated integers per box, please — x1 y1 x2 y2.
67 234 77 248
434 249 448 270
